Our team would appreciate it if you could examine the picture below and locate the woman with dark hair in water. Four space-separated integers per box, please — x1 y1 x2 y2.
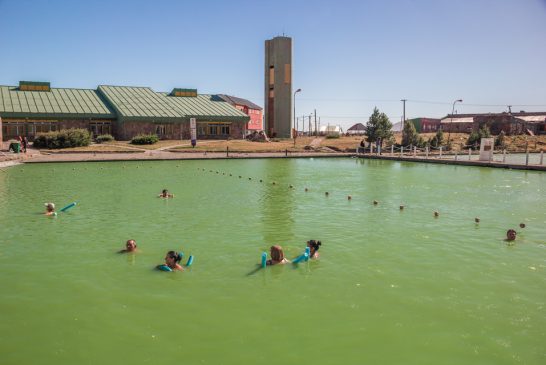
307 240 322 259
161 251 184 271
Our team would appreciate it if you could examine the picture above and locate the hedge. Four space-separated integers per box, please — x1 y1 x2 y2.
33 129 92 149
131 134 159 145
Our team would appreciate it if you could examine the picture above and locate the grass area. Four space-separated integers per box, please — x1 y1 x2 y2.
33 134 546 153
107 140 184 150
169 137 327 152
40 144 142 153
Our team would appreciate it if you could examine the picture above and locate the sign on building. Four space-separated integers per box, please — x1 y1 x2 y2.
479 137 494 161
190 118 197 147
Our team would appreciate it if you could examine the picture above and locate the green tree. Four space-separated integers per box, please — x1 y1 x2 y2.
428 129 444 148
402 120 419 146
495 130 506 148
467 125 491 149
365 107 393 147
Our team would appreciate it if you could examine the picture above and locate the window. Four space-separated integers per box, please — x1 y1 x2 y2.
155 124 174 138
284 64 291 84
269 66 274 84
269 89 274 98
90 121 111 136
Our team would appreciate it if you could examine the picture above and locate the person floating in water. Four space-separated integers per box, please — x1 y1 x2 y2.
44 202 56 216
267 245 290 265
158 189 174 198
160 251 184 271
506 229 517 242
119 239 138 253
307 240 322 259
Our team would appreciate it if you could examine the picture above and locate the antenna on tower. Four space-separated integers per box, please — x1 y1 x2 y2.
507 105 512 113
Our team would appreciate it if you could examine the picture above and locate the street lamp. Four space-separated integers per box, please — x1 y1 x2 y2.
447 99 463 145
293 88 301 138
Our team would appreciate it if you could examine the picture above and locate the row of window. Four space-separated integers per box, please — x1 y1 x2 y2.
2 121 233 140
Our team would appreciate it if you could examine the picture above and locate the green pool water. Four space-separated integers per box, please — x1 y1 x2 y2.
1 158 545 365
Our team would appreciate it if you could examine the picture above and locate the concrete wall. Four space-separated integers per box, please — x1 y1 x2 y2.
264 36 292 138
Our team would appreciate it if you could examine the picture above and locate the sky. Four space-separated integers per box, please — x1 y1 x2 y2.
0 0 545 131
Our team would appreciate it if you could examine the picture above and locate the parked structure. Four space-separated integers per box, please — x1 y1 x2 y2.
0 81 249 141
440 112 546 135
264 36 292 138
218 95 263 132
406 118 441 133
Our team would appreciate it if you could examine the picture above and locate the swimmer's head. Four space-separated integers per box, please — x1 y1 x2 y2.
126 239 137 251
165 251 182 264
162 189 168 195
373 200 378 205
519 223 526 229
270 245 285 262
44 202 55 212
475 217 480 223
506 229 517 241
434 211 439 217
307 240 322 252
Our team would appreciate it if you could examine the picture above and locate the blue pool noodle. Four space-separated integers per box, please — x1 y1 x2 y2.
261 252 267 268
157 264 172 272
305 247 311 261
186 255 194 267
292 252 309 264
59 202 77 212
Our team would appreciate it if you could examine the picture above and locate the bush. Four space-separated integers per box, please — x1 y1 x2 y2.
33 128 91 149
467 125 491 149
495 131 506 148
95 134 114 143
131 134 159 145
326 134 340 139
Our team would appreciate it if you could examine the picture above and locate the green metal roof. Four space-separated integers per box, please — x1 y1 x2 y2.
97 86 184 122
0 85 115 119
162 93 249 121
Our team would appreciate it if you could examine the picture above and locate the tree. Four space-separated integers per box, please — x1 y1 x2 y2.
402 120 419 146
365 107 393 147
467 125 491 149
428 129 444 148
495 130 506 148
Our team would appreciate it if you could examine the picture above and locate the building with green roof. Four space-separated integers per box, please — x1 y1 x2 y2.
0 81 250 141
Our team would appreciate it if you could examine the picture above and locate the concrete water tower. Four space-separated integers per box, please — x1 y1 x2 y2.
264 36 292 138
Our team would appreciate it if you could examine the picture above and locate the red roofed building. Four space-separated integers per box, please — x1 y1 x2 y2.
218 95 263 132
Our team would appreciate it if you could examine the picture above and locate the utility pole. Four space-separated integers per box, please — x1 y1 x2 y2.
401 99 407 131
314 109 317 137
309 114 312 136
507 105 512 114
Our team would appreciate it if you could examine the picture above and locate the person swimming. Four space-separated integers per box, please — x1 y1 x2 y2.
266 245 290 265
158 189 174 198
119 239 138 253
160 251 184 271
307 240 322 259
506 229 517 242
44 202 56 216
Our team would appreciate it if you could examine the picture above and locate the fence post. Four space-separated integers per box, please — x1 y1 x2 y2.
426 147 429 159
369 144 373 154
526 149 529 166
439 147 442 159
455 151 458 161
391 145 394 155
227 146 229 157
540 150 544 165
413 146 417 157
400 146 404 157
285 148 288 157
468 148 471 160
377 144 381 155
503 149 506 163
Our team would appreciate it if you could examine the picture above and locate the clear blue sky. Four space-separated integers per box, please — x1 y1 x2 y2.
1 0 545 130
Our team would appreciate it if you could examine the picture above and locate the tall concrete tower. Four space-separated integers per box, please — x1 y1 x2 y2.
264 36 292 138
